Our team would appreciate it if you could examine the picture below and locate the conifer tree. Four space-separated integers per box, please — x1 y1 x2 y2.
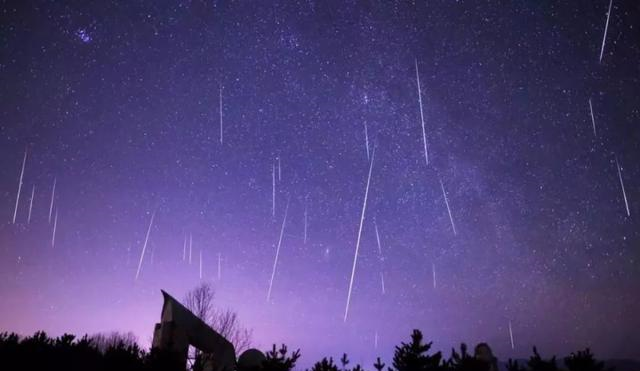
506 359 526 371
527 347 559 371
262 344 301 371
390 330 443 371
341 353 350 371
311 357 340 371
444 343 490 371
564 349 612 371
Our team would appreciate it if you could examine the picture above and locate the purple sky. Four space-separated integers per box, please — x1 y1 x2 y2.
1 0 639 367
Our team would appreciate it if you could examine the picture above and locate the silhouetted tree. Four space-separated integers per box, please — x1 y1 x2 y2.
373 357 386 371
184 283 253 353
311 357 340 371
213 308 253 353
262 344 301 371
146 347 186 371
564 349 612 371
390 330 443 371
341 354 350 371
506 359 526 371
0 333 19 358
527 347 559 371
90 331 139 353
0 328 621 371
0 331 157 371
444 343 490 371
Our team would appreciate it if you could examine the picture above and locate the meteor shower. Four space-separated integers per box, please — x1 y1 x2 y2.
0 1 638 371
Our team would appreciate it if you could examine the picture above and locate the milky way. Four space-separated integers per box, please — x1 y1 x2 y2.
0 0 639 367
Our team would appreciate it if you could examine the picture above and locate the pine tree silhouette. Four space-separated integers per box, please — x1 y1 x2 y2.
373 357 386 371
506 359 526 371
0 329 623 371
311 357 340 371
390 330 443 371
564 349 612 371
527 347 559 371
341 354 351 371
262 344 301 371
443 343 490 371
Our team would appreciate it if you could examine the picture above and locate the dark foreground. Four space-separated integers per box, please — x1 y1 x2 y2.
0 330 636 371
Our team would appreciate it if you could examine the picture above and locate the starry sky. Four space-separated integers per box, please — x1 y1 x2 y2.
1 0 639 367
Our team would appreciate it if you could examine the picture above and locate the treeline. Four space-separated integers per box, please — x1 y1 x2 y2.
0 329 613 371
0 331 181 371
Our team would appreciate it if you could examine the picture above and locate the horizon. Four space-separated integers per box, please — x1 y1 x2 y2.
1 0 639 368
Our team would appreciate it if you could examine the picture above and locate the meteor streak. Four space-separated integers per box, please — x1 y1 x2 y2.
374 220 385 295
27 185 35 224
278 157 281 181
183 234 187 261
508 320 515 350
374 220 382 256
615 156 630 216
304 201 308 244
49 178 56 223
267 200 290 301
599 0 613 63
588 98 597 137
344 148 375 322
415 58 429 165
440 178 457 235
12 148 27 224
364 122 370 160
219 87 223 144
432 262 436 289
51 209 58 248
135 211 156 281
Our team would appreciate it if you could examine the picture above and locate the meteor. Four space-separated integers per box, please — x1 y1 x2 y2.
183 233 187 261
440 178 457 235
508 320 515 350
303 201 308 244
364 122 370 160
415 58 429 165
12 148 27 224
374 220 385 295
27 185 35 224
267 200 290 301
51 209 58 248
588 98 597 137
134 211 156 281
49 178 56 223
615 156 630 217
278 157 282 181
344 148 375 322
599 0 613 63
432 262 436 289
219 87 223 144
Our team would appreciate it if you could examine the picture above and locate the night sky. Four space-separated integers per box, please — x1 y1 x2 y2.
1 0 639 367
